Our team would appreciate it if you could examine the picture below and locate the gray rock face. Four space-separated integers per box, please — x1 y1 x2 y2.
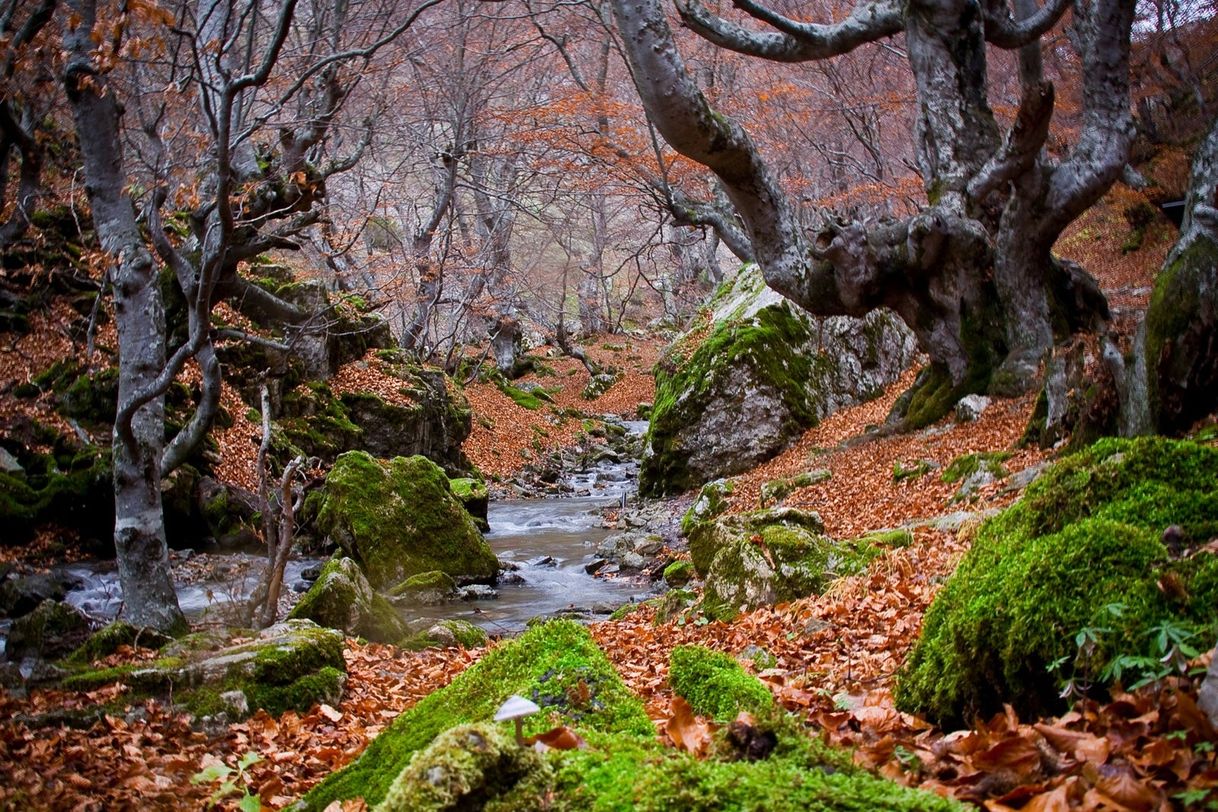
642 265 916 495
955 394 991 422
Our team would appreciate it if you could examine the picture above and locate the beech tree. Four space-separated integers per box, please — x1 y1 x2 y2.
61 0 435 632
611 0 1136 425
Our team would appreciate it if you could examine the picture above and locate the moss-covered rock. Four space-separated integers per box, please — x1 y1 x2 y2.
0 444 113 544
63 621 171 666
375 723 553 812
760 469 831 507
6 599 91 660
303 620 653 809
680 479 733 538
309 621 958 812
58 619 346 718
662 561 694 588
401 619 488 651
449 477 489 531
641 265 915 496
669 645 774 720
897 436 1218 727
315 451 498 589
389 570 458 606
688 507 879 620
288 557 410 643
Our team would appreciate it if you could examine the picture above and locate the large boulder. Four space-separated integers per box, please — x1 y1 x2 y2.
897 437 1218 728
688 507 881 620
315 451 498 589
642 264 916 495
288 557 410 644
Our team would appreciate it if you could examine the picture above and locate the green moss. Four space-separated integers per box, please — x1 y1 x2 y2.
893 460 934 482
316 451 497 588
393 570 458 594
941 451 1011 484
857 529 914 549
0 446 112 542
1145 236 1218 432
669 645 773 721
244 666 345 717
376 723 553 812
663 561 694 587
897 437 1218 727
303 620 653 809
643 303 824 496
289 557 409 643
63 621 170 666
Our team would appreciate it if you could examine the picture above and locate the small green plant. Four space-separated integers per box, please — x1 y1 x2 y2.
191 751 263 811
1050 604 1210 698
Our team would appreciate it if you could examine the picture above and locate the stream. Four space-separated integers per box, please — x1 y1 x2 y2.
11 419 655 649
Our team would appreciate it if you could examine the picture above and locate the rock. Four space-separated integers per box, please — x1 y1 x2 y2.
0 570 83 618
448 477 489 531
403 619 488 651
688 508 880 620
219 690 250 719
376 722 552 812
584 559 607 575
641 264 917 495
458 585 499 601
954 394 991 422
314 452 498 589
288 557 411 643
681 479 733 536
760 469 831 506
6 599 91 660
388 571 458 606
0 447 22 473
528 556 558 569
942 452 1011 501
654 588 697 623
1200 651 1218 730
632 536 664 556
620 552 647 570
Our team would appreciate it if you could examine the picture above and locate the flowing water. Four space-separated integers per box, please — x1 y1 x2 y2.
29 419 654 642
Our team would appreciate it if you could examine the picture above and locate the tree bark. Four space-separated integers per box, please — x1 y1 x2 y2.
63 0 185 634
1143 111 1218 433
612 0 1130 425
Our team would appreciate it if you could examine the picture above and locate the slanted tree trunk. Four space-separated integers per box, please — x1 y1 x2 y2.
63 0 185 634
1143 112 1218 433
612 0 1132 426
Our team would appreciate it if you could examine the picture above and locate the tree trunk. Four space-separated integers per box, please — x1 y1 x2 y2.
1143 112 1218 433
63 0 185 634
612 0 1130 426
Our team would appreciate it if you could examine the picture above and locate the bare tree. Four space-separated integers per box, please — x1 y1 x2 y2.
611 0 1136 425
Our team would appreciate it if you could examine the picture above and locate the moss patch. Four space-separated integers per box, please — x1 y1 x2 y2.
897 437 1218 727
669 645 774 720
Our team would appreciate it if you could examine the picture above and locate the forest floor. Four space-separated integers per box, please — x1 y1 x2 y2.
2 191 1214 809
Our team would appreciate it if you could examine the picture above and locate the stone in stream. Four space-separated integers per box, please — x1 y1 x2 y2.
289 557 411 643
312 451 498 589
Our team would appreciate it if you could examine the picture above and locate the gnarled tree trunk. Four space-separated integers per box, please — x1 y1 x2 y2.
612 0 1133 425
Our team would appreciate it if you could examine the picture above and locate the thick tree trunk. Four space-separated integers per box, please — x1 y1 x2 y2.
612 0 1130 426
64 0 185 634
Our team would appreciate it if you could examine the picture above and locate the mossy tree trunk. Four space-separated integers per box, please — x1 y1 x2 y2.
1143 112 1218 434
612 0 1132 426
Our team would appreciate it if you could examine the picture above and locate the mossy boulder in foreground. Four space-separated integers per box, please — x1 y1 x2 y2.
688 507 882 620
303 619 653 809
897 436 1218 728
288 557 410 643
304 619 960 812
315 451 498 589
641 264 915 496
